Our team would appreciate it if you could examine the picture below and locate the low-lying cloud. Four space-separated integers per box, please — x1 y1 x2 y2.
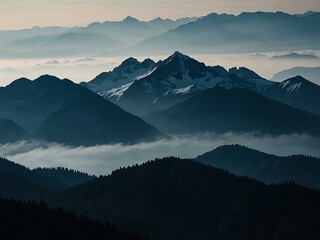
0 133 319 176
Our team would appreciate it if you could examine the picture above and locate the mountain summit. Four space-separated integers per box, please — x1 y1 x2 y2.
83 52 269 116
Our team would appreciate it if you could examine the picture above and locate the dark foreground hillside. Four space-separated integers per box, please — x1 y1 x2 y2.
0 197 149 240
0 157 94 200
54 157 320 240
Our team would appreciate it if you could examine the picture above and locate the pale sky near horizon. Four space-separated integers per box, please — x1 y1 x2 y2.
0 0 319 30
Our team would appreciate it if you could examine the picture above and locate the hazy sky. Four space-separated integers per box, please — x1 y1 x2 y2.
0 0 319 30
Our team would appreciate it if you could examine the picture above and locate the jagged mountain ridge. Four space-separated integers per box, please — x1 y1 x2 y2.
83 52 320 116
84 52 272 116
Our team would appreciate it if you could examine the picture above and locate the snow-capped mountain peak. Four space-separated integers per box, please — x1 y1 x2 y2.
277 76 317 93
82 52 276 116
82 57 156 93
119 57 140 67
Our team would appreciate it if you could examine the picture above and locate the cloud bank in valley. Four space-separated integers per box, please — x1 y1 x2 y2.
0 133 319 176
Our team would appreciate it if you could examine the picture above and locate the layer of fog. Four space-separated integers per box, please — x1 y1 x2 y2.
0 133 319 176
1 50 319 86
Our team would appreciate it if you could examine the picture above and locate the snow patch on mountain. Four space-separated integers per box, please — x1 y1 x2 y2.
135 67 158 80
164 85 194 96
100 82 134 100
280 80 302 92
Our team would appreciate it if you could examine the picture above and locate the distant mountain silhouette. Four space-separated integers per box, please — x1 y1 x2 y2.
196 145 320 189
271 52 319 60
0 118 26 143
54 157 320 240
0 197 147 240
0 26 72 48
82 16 198 46
1 12 319 57
0 75 165 146
145 87 320 135
5 32 122 57
0 16 197 58
263 76 320 115
272 66 320 85
295 11 320 17
129 12 320 55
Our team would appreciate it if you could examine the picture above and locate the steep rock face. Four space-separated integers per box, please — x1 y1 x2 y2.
145 87 320 135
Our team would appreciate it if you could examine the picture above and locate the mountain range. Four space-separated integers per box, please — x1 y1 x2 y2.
81 16 198 46
83 52 273 116
1 52 319 146
1 12 319 58
84 52 320 117
128 11 320 55
1 9 320 240
0 16 197 58
0 75 165 146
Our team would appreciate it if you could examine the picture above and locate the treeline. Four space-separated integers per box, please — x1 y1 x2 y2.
0 197 154 240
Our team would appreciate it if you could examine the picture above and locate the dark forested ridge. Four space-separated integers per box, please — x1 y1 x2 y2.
0 197 150 240
0 157 94 200
0 157 64 200
33 167 96 187
196 145 320 189
53 157 320 240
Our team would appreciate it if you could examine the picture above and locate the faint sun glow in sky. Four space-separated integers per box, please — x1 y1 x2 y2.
0 0 319 29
